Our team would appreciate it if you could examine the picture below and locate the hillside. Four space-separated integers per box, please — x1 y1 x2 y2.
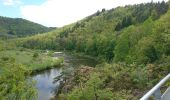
19 1 169 62
0 16 54 38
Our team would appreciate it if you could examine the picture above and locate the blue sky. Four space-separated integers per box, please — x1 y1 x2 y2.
0 0 168 27
0 0 45 17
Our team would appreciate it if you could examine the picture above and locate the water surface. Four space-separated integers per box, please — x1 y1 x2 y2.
32 52 98 100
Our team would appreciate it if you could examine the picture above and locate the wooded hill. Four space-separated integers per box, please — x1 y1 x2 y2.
0 16 54 38
18 1 169 63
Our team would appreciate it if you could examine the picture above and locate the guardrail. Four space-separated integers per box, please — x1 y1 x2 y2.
140 73 170 100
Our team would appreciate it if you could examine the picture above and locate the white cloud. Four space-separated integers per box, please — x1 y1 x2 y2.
2 0 22 6
20 0 168 27
3 0 13 5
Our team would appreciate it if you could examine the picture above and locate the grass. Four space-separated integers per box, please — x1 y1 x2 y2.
0 48 63 72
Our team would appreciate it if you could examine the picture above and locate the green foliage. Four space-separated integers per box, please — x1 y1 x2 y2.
115 15 132 31
0 39 17 51
0 40 4 51
59 64 149 99
67 73 113 100
0 59 37 100
135 37 158 64
114 29 131 62
33 52 39 58
15 29 60 50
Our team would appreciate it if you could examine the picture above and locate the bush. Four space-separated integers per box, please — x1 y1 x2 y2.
33 52 39 58
0 60 37 100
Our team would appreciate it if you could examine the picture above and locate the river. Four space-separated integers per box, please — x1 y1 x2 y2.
32 52 98 100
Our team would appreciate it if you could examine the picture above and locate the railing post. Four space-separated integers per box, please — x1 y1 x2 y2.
140 74 170 100
153 88 161 100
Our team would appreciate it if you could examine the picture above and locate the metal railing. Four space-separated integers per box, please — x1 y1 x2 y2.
140 73 170 100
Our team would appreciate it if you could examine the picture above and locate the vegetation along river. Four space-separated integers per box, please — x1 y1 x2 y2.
32 52 99 100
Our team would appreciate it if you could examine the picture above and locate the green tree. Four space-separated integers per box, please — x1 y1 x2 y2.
135 37 158 64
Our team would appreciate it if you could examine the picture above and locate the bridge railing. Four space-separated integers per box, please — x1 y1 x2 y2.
140 73 170 100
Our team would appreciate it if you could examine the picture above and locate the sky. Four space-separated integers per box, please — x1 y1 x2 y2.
0 0 168 27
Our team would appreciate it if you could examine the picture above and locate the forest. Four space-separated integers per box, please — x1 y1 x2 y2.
0 1 170 100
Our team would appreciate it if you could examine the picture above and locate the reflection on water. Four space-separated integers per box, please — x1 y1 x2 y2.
32 52 98 100
33 68 61 100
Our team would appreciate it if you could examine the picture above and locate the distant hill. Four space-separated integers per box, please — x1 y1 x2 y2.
0 16 55 38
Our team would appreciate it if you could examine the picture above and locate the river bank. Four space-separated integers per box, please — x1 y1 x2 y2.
0 48 64 73
63 50 104 63
32 52 99 100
